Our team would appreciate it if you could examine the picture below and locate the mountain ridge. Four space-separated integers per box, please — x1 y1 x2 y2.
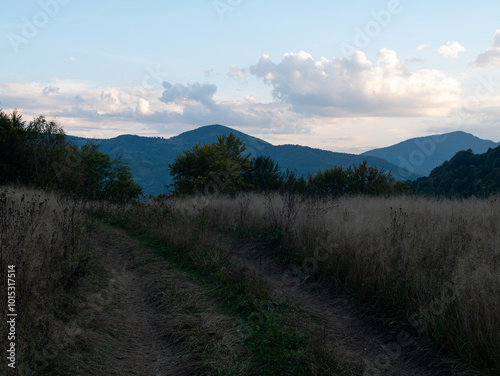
68 125 498 196
68 124 421 196
361 130 499 176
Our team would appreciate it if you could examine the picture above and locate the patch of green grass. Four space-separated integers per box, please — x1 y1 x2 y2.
243 312 308 375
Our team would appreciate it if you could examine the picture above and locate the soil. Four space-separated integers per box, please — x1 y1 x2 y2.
71 228 185 376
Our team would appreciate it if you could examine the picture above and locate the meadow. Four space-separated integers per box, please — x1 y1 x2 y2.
2 186 499 374
108 192 500 372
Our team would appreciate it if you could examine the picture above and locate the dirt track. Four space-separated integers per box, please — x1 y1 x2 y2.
56 228 186 376
82 229 184 375
63 225 470 375
229 242 453 376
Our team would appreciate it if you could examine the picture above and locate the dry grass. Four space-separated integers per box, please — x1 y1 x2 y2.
92 199 357 374
157 193 500 371
0 186 90 375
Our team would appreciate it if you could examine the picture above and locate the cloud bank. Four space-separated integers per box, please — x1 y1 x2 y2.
4 43 500 148
249 49 462 117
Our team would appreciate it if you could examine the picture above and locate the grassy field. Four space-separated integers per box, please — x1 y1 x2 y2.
2 186 499 375
91 200 356 375
99 192 500 373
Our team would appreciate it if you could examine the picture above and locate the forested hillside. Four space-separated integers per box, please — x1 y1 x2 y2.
412 146 500 197
68 124 420 196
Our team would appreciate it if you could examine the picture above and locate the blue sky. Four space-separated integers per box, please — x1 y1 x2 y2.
1 0 500 153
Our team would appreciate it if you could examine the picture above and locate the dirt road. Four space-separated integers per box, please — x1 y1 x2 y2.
71 228 184 375
60 225 470 375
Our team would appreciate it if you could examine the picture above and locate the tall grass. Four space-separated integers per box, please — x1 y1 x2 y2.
158 193 500 371
0 186 90 375
91 199 356 374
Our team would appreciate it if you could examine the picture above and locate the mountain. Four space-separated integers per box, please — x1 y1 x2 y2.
411 145 500 197
68 124 420 196
361 131 499 177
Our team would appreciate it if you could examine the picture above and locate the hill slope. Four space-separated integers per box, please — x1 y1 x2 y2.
361 131 499 177
412 145 500 197
68 124 420 196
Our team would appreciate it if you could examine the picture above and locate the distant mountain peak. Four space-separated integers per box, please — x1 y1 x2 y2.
114 134 142 140
362 130 499 176
202 124 232 129
170 124 273 147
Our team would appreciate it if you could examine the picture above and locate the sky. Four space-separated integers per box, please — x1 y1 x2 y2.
1 0 500 153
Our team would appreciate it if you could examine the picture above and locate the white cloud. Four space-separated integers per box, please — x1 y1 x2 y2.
417 44 431 51
495 31 500 48
136 98 151 115
1 79 302 140
3 52 498 151
450 95 500 124
228 65 248 78
475 30 500 68
69 57 77 62
1 75 498 153
407 57 426 64
437 41 466 59
249 49 462 117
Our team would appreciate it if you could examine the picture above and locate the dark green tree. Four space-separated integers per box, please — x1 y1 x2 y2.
23 115 67 188
307 166 348 196
0 110 25 183
62 143 142 202
245 155 283 191
168 133 251 194
0 109 142 202
103 156 143 202
306 160 411 197
280 168 307 194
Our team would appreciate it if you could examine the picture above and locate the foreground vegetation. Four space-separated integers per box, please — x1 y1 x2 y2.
2 184 499 374
94 192 500 374
91 204 355 375
0 187 90 374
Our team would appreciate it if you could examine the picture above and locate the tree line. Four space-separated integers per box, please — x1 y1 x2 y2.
167 133 413 196
0 110 142 201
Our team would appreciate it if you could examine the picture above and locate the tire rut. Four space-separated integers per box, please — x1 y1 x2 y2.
83 228 184 376
229 242 462 376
